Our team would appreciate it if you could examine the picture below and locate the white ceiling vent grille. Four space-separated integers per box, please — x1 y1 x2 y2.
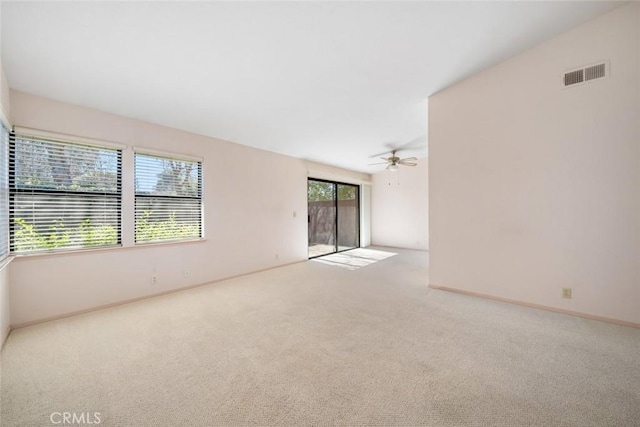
563 61 608 88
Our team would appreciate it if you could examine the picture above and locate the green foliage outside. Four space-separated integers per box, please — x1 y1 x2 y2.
308 181 356 202
13 212 199 252
13 218 117 252
135 211 200 243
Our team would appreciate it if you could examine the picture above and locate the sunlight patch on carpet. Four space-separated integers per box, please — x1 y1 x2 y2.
311 248 397 270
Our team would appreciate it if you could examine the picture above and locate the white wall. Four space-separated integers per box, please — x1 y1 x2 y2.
429 4 640 324
0 264 9 344
9 90 369 326
371 159 428 250
0 63 10 122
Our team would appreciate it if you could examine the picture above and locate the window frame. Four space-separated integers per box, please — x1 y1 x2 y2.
9 131 123 254
0 120 9 260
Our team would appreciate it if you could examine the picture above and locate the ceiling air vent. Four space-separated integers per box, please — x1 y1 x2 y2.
563 61 608 88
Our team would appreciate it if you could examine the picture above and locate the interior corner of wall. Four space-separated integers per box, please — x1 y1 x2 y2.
0 62 11 124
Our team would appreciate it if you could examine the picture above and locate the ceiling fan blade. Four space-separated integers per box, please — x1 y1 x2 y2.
400 157 417 162
397 135 427 151
368 150 391 159
368 143 400 158
398 160 417 166
368 162 389 166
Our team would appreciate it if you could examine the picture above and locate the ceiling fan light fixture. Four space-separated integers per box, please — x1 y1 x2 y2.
388 164 399 172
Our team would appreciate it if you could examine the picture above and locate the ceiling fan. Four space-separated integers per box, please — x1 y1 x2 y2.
369 150 418 171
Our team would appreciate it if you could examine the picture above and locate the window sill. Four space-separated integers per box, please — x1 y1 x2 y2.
133 238 208 248
11 238 208 260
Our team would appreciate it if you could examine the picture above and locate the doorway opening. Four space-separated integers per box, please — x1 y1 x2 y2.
308 179 360 258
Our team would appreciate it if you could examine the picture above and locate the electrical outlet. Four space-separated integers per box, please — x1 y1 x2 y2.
562 287 572 299
151 275 157 285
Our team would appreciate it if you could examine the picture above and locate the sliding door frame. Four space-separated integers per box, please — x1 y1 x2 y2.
307 178 360 259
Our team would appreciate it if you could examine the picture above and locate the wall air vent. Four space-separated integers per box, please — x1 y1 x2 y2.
584 63 606 81
564 69 584 86
563 61 608 88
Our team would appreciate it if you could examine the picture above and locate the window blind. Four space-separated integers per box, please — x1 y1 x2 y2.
0 122 8 259
9 134 122 253
134 153 202 243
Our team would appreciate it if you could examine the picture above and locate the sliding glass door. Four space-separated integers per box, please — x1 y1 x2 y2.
308 179 359 258
337 184 359 252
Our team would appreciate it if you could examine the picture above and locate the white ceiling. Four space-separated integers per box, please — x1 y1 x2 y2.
1 1 622 173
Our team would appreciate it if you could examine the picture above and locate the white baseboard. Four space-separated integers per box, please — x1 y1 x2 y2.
429 283 640 329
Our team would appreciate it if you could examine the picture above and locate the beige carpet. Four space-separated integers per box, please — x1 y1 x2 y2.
1 247 639 426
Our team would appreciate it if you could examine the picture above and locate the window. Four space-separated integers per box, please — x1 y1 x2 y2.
0 122 8 259
9 134 122 253
134 153 202 243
